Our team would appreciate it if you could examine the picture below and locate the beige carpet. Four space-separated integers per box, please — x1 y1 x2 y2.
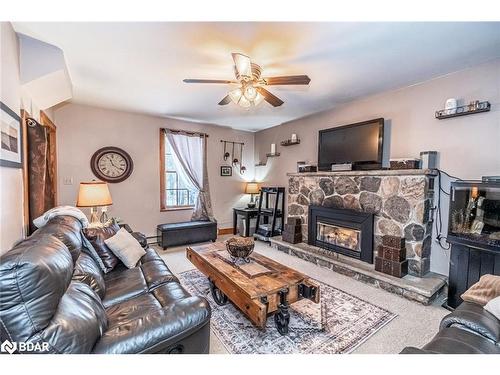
155 236 449 354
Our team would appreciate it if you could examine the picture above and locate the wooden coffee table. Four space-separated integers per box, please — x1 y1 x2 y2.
186 242 320 335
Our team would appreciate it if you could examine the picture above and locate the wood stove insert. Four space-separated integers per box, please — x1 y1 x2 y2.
308 205 374 264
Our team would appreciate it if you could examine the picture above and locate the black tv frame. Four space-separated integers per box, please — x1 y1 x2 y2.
317 118 384 171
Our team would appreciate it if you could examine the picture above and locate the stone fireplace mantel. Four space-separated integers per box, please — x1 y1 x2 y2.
287 169 437 178
287 169 437 276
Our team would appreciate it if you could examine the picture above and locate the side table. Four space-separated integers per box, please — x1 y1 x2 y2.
233 207 259 237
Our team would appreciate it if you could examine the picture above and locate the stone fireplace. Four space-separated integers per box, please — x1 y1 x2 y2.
308 205 374 263
287 170 436 276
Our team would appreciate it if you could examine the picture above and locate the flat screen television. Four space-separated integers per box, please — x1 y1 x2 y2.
318 118 384 171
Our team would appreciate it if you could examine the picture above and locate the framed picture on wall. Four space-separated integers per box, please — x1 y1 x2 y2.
220 165 232 176
0 101 22 168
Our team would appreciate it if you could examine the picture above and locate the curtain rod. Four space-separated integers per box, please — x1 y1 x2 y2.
163 128 209 138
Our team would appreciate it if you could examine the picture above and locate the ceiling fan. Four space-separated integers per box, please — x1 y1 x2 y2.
183 53 311 108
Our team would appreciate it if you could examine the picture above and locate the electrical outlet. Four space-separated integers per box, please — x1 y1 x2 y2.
63 177 73 185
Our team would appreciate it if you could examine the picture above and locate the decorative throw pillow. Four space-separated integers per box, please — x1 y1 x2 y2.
461 274 500 306
484 296 500 320
82 220 121 273
104 228 146 269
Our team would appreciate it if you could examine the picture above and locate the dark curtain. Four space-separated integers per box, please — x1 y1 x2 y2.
27 118 56 234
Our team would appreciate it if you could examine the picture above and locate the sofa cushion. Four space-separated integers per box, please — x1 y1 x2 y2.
139 248 163 264
103 293 163 326
92 290 211 354
152 282 192 306
83 221 121 273
104 228 146 268
33 216 83 263
29 281 108 353
0 235 73 342
102 254 179 308
73 252 106 299
103 267 148 308
141 260 179 289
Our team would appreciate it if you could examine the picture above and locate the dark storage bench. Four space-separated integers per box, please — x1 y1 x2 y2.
157 220 217 249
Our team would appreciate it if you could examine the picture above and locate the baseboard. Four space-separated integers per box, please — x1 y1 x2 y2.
218 227 234 235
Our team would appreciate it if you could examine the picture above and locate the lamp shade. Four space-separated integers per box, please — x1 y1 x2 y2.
245 182 260 195
76 181 113 207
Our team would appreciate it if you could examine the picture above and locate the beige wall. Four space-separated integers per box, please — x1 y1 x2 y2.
254 59 500 275
0 22 24 253
54 103 255 236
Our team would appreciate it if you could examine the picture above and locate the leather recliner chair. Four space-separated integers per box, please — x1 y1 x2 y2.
401 301 500 354
0 216 211 354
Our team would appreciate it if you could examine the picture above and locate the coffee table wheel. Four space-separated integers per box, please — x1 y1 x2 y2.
274 289 290 336
209 279 228 306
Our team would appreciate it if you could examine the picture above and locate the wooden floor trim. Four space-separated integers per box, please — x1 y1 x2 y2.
218 227 234 235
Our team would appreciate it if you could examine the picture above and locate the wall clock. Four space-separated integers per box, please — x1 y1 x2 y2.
90 147 134 183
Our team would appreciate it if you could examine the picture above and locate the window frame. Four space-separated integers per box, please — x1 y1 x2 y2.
159 129 197 211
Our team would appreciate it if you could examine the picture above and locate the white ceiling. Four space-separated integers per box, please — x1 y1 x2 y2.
13 22 500 131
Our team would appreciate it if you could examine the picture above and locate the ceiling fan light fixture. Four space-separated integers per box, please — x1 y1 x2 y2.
228 88 243 104
238 95 252 108
253 92 265 106
243 84 257 101
184 52 310 108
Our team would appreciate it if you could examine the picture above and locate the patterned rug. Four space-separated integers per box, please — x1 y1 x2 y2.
178 269 397 354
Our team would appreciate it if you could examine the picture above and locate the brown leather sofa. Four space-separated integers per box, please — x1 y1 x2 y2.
0 216 211 354
401 301 500 354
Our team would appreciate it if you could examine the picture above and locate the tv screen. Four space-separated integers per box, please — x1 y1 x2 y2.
318 118 384 171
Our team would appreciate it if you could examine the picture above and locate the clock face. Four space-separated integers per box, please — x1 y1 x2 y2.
91 147 133 183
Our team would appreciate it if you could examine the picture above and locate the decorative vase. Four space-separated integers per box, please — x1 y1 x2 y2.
445 98 457 115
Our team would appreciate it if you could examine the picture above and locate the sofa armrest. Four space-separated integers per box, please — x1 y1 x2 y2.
131 232 148 248
440 302 500 343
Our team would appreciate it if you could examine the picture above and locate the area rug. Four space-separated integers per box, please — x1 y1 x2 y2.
178 269 397 354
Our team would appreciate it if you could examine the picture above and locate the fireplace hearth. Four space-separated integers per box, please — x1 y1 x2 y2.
308 205 374 263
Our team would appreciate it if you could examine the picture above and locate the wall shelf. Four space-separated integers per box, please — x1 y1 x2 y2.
280 139 301 147
266 152 280 158
435 101 490 119
255 162 267 167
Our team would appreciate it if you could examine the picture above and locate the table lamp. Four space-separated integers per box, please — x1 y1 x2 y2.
245 182 260 208
76 181 113 225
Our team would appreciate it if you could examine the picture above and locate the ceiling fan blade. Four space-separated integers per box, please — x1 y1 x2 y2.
256 87 284 107
183 79 234 84
218 95 232 106
232 53 252 79
263 75 311 85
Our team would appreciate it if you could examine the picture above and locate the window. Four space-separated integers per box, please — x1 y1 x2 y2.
160 130 200 210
